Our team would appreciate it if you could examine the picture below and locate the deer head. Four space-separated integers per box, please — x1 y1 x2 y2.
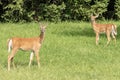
91 14 99 21
40 25 46 33
39 23 47 33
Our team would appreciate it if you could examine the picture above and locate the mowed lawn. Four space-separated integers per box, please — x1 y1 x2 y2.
0 22 120 80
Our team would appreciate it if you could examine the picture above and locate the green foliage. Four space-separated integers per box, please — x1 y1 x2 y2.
64 0 91 21
0 0 119 22
115 0 120 19
2 0 24 22
0 1 2 5
63 0 108 21
91 0 108 15
43 2 65 22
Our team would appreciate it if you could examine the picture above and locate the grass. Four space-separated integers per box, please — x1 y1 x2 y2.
0 21 120 80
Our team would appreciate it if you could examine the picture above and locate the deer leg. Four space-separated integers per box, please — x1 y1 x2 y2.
106 31 111 45
11 57 16 69
111 32 116 44
29 52 34 67
8 55 11 71
96 33 99 45
35 51 40 68
8 48 17 71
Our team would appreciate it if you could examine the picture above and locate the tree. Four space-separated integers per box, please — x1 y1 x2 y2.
0 0 119 22
115 0 120 19
2 0 24 22
91 0 108 19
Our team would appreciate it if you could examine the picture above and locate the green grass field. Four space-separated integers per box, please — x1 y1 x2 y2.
0 21 120 80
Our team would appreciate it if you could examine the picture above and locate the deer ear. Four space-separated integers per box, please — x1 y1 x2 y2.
95 14 99 18
39 22 44 29
91 14 93 16
40 25 43 30
39 23 42 26
44 25 47 28
43 23 48 29
39 22 41 25
41 26 46 29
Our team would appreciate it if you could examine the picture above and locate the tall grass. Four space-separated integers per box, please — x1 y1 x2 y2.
0 21 120 80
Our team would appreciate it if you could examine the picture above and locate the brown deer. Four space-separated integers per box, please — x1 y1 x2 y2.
91 14 117 45
7 24 46 71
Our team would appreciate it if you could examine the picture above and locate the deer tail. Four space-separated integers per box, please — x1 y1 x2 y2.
112 24 117 35
7 39 12 53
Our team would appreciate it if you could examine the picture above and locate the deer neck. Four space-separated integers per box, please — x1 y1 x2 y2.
91 19 96 27
91 19 100 32
39 31 45 43
91 20 96 29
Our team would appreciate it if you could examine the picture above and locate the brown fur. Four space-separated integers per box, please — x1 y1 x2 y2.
7 25 46 71
91 14 117 45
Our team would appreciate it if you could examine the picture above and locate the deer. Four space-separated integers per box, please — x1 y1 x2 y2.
7 23 46 71
90 14 117 45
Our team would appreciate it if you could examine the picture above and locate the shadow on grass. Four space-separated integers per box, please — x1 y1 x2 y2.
3 61 38 70
15 61 38 67
54 27 95 37
53 25 120 40
116 25 120 39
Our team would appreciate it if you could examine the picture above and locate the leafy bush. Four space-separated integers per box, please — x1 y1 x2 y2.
43 3 65 22
115 0 120 19
2 0 24 22
0 0 119 22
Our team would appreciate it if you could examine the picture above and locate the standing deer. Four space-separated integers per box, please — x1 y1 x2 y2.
7 24 46 71
91 14 117 45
